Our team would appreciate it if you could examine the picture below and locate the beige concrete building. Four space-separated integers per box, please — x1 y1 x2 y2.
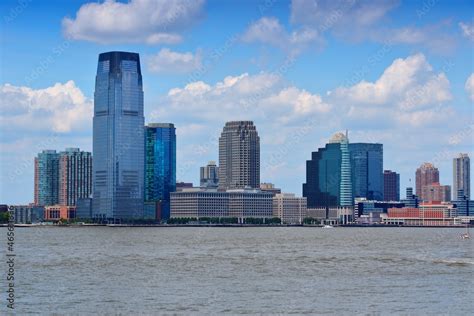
219 121 260 190
170 188 273 219
272 193 307 224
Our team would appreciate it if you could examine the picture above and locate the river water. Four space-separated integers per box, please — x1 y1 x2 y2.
2 227 473 314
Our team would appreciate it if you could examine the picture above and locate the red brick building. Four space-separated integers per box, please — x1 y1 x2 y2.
44 205 76 221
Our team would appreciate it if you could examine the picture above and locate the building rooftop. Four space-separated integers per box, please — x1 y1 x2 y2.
147 123 175 128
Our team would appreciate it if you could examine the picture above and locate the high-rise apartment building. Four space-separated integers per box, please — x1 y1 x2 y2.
453 153 470 200
219 121 260 190
34 150 60 206
383 170 400 201
92 51 145 221
415 162 439 200
200 161 219 187
145 123 176 220
421 183 451 202
349 143 383 201
35 148 91 207
59 148 92 206
303 132 353 208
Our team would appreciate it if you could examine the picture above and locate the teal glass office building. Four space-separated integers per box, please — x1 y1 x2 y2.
145 123 176 220
303 133 353 208
92 52 144 221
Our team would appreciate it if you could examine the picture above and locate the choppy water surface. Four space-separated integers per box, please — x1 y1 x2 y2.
3 227 473 314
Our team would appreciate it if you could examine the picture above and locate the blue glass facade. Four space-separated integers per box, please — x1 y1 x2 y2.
92 52 144 221
145 123 176 220
34 150 60 206
349 143 384 201
303 133 353 208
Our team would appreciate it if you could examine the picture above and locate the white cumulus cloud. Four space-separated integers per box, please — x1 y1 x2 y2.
62 0 205 44
290 0 398 33
244 1 456 54
459 21 474 41
150 72 328 125
0 81 92 133
329 53 453 127
147 48 202 73
466 73 474 101
242 17 321 56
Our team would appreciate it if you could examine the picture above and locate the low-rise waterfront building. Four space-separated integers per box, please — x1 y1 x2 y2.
44 205 76 221
12 205 32 224
355 212 384 225
383 202 457 226
272 193 307 224
354 198 405 218
170 188 273 220
10 205 44 224
31 205 44 222
306 207 354 225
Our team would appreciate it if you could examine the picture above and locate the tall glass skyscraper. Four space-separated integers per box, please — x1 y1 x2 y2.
349 143 383 201
34 150 60 206
145 123 176 220
303 132 353 208
92 52 145 221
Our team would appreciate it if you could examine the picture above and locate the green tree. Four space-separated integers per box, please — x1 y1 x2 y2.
0 212 10 223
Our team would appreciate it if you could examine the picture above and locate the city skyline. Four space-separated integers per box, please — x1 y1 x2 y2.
1 0 473 204
1 2 473 315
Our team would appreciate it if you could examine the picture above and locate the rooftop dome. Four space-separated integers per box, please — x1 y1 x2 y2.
329 132 348 144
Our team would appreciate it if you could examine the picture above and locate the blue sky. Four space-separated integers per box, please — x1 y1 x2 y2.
1 0 473 204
